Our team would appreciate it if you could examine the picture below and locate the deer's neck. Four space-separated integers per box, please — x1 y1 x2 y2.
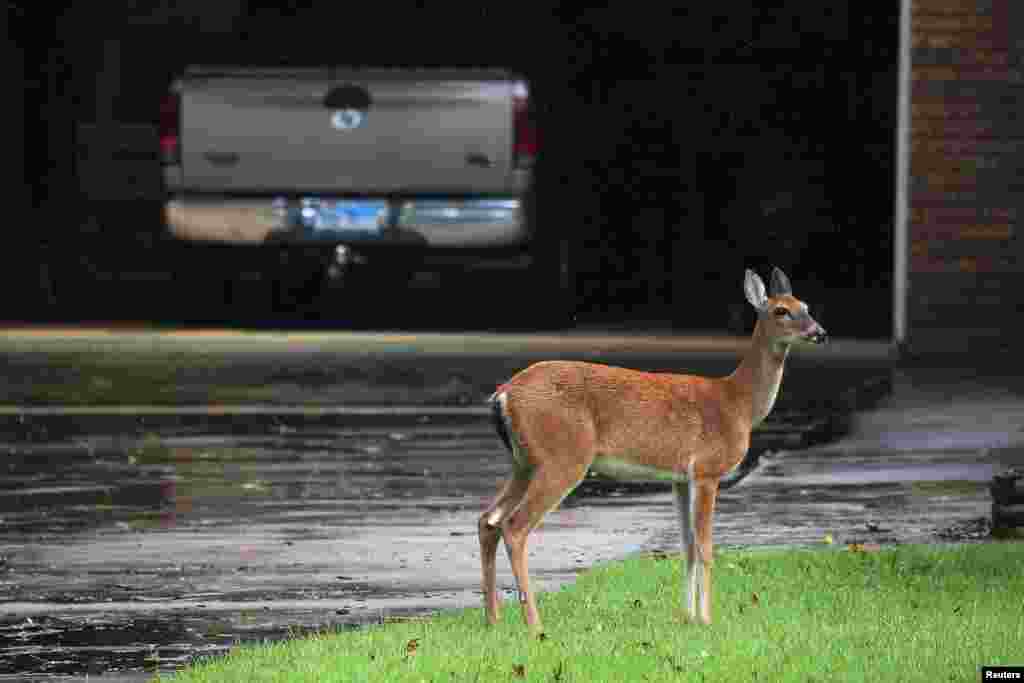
726 319 789 429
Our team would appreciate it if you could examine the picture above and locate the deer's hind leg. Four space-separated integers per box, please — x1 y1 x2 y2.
479 473 531 625
500 459 590 635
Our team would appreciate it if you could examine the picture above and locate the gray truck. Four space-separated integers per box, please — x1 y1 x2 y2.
161 66 570 323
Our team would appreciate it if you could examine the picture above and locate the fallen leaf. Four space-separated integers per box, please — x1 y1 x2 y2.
752 592 760 606
405 638 419 657
512 664 526 677
848 543 881 553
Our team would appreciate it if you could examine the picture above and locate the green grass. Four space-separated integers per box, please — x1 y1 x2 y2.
158 542 1024 682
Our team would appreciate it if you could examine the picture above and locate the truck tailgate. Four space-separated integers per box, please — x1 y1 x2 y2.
178 68 517 194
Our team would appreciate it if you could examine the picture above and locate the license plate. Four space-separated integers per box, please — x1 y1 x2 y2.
290 199 388 232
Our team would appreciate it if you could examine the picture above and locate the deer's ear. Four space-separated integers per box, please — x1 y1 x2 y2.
744 269 769 312
770 267 792 296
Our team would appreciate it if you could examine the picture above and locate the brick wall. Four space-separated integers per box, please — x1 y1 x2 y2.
907 0 1024 352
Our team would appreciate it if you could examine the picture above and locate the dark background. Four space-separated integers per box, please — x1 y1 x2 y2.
13 3 898 337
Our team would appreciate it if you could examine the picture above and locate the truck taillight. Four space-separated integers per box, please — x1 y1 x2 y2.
160 92 180 165
513 84 536 170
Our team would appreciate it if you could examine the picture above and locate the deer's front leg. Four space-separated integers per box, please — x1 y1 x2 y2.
672 482 698 621
691 478 719 625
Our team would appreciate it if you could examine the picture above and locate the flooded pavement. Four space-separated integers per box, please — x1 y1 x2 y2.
4 366 1022 681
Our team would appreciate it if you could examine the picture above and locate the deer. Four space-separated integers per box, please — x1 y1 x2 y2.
478 267 827 634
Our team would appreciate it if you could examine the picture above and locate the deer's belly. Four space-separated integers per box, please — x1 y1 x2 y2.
589 455 687 482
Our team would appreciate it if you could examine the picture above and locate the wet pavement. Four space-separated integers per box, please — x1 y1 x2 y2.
0 410 682 680
0 412 502 678
3 330 1021 681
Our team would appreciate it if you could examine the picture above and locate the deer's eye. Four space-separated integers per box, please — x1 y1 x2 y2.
773 307 790 318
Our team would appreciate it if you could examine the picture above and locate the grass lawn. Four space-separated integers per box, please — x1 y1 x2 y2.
157 542 1024 682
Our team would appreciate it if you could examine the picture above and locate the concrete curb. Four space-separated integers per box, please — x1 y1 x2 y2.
0 327 897 360
0 405 491 417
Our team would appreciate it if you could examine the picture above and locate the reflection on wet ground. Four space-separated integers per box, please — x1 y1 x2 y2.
0 416 541 678
0 403 1013 680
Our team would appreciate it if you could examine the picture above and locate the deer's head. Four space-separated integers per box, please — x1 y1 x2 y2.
744 267 827 347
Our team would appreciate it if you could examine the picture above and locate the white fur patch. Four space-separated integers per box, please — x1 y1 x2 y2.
590 455 688 482
486 505 506 527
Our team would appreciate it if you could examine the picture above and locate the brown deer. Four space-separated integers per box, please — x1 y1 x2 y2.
479 267 827 634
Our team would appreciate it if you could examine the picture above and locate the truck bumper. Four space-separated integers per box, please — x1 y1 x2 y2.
164 196 528 250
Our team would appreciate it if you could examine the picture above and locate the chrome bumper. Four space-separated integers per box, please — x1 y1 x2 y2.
164 197 526 248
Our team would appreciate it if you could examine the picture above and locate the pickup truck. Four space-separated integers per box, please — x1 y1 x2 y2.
160 66 571 324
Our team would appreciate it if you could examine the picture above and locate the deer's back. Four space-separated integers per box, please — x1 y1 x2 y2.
499 361 750 477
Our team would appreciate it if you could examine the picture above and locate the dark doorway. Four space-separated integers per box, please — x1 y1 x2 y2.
545 6 898 338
